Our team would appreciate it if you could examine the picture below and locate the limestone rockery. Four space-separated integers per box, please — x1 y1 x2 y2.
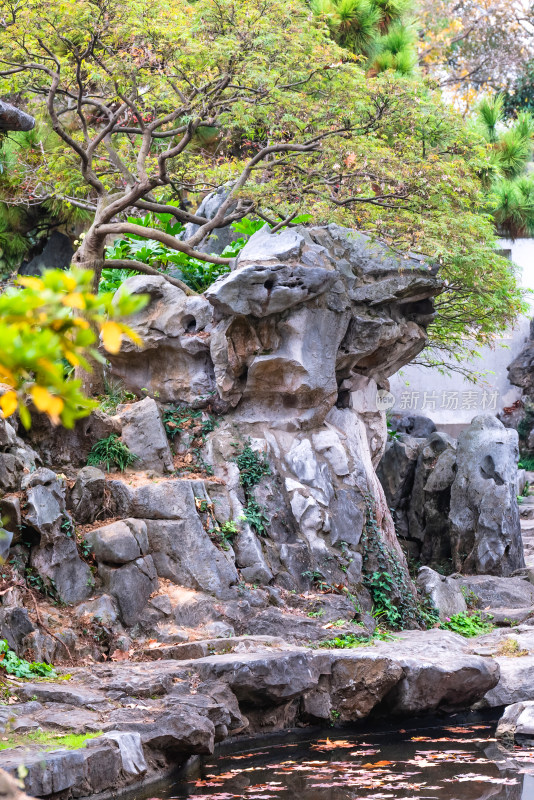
0 223 521 798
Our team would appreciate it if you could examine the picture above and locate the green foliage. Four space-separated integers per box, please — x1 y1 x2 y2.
440 611 493 637
98 268 139 295
24 567 60 603
97 379 136 414
361 501 425 628
319 629 395 648
163 405 215 441
235 443 271 490
311 0 417 75
210 520 239 550
104 214 265 293
461 586 480 610
519 458 534 472
242 497 269 536
87 434 138 472
0 639 56 679
0 268 146 427
476 95 534 238
503 61 534 118
0 731 101 751
163 404 216 476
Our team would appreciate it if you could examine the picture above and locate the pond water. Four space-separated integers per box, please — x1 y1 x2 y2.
132 719 534 800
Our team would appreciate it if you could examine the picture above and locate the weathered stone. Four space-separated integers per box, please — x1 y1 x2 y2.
108 276 215 404
23 409 120 468
416 567 467 621
181 186 238 256
116 397 173 473
390 414 436 439
95 731 147 775
146 517 238 596
83 743 122 793
19 232 73 277
450 415 523 575
30 536 93 606
189 651 331 704
0 100 35 132
407 432 457 565
329 653 403 721
367 630 500 713
0 607 34 652
453 574 534 610
69 466 107 524
87 519 148 565
484 657 534 707
99 556 158 626
73 594 120 626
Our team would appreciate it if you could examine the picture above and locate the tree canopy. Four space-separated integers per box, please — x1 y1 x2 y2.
0 0 526 379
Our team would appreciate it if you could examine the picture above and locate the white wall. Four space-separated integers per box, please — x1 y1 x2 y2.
389 239 534 433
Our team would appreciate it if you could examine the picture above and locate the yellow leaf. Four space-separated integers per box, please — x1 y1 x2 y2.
64 350 80 366
101 321 123 354
31 386 64 424
0 391 17 418
72 317 90 329
0 364 15 386
17 276 44 291
31 385 55 413
123 327 142 347
47 395 64 425
63 275 77 291
62 292 86 310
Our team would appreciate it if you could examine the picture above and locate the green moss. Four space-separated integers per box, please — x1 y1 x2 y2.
0 731 102 751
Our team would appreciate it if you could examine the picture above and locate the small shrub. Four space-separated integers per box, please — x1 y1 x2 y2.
87 434 138 472
235 443 271 490
242 497 269 536
0 639 56 679
440 611 493 637
519 457 534 471
461 586 480 609
495 637 529 657
319 629 395 649
97 378 136 414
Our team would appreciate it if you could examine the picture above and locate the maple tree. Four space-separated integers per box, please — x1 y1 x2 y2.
0 0 526 383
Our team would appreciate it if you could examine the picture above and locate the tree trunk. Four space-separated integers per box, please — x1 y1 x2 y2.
71 219 108 396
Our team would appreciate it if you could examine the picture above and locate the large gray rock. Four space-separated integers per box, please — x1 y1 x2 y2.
23 469 93 604
484 656 534 707
99 556 158 626
377 434 420 539
454 574 534 610
29 537 93 605
146 516 238 596
115 397 173 473
329 654 403 721
181 186 238 256
370 629 500 713
109 277 215 404
19 232 73 277
408 432 457 565
497 700 534 742
449 415 523 575
416 566 467 621
86 519 149 565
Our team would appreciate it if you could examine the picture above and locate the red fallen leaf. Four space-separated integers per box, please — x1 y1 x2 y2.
361 760 393 768
110 649 131 661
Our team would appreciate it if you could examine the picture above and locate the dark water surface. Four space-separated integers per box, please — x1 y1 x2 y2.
132 720 534 800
